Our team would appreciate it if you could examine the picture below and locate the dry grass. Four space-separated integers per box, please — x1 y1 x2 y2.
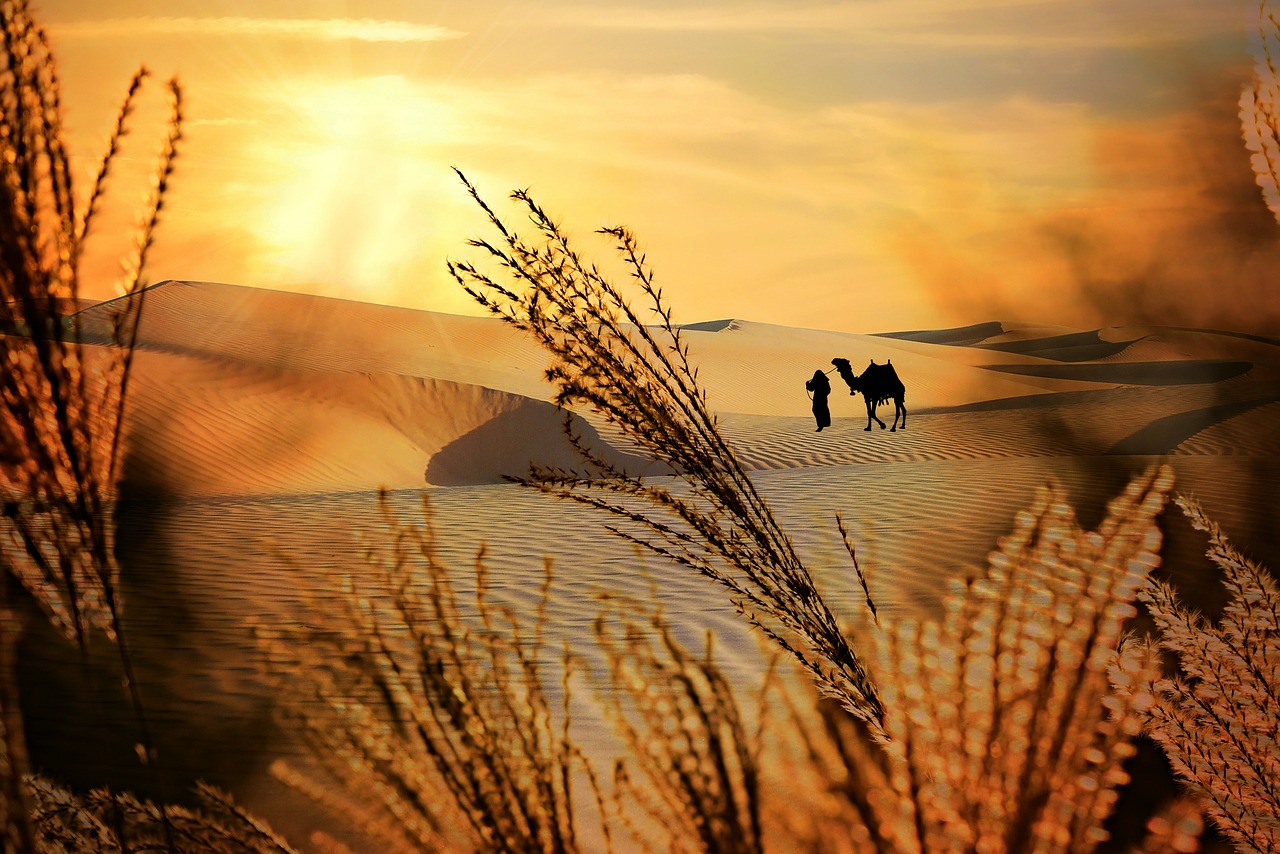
261 469 1219 852
592 595 766 853
0 0 182 646
853 467 1194 852
1117 499 1280 853
27 776 296 853
263 494 792 854
0 0 184 847
447 171 883 735
260 493 589 853
732 468 1207 853
444 177 1233 852
0 3 1274 850
1242 0 1280 226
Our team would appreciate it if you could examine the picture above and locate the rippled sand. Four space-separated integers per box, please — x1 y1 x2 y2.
21 281 1278 843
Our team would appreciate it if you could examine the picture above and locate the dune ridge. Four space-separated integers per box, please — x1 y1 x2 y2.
64 280 1280 495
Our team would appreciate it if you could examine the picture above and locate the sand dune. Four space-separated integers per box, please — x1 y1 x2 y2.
63 280 1280 494
120 347 653 495
14 280 1279 844
982 359 1253 385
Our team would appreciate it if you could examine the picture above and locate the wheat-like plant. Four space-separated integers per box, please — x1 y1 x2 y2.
592 595 765 853
26 775 297 853
0 0 183 845
764 467 1205 852
261 493 593 854
0 0 182 645
447 172 883 735
858 467 1182 852
265 493 826 854
260 467 1217 852
1241 1 1280 225
1117 498 1280 853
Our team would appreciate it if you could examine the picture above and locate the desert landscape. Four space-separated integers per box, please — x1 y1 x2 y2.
13 277 1276 845
4 0 1278 849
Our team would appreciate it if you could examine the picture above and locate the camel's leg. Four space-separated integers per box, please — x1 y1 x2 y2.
868 401 886 430
891 398 906 431
864 400 874 431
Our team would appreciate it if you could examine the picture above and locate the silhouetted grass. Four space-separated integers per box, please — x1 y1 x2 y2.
1118 498 1280 852
27 776 297 853
0 0 181 647
448 170 883 736
261 493 588 853
0 0 183 847
3 1 1276 850
261 468 1219 851
445 178 1237 851
264 493 791 854
592 594 765 853
853 468 1195 852
1242 0 1280 226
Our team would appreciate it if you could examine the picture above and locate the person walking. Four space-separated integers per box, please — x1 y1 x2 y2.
805 369 832 432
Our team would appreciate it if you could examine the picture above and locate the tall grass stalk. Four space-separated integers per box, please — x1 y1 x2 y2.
0 0 181 645
26 776 297 853
857 467 1184 852
592 596 765 853
264 493 809 854
447 172 883 734
1242 0 1280 226
447 184 1214 849
1117 498 1280 853
760 467 1204 852
0 0 182 844
261 493 592 853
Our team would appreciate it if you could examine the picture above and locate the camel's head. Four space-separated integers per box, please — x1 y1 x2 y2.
831 358 858 394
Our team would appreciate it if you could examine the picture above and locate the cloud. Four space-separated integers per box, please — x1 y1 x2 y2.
84 46 1270 335
889 67 1280 335
53 16 465 44
541 0 1242 50
129 66 1141 329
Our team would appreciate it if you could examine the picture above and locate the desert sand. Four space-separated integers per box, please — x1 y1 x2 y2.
19 279 1278 843
76 280 1280 493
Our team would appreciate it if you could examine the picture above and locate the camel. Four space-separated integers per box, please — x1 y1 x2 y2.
831 358 907 432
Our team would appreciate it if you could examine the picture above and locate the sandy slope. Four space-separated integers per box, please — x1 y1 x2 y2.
85 282 664 494
14 281 1279 846
66 280 1280 496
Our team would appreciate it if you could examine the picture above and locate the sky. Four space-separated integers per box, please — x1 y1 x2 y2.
38 0 1280 334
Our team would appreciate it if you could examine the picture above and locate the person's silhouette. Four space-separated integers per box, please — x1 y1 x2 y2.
805 369 832 432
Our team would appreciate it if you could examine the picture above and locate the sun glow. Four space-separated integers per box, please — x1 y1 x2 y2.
251 76 461 301
40 0 1264 332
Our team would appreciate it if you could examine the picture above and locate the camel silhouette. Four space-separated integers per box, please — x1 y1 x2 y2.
832 358 907 432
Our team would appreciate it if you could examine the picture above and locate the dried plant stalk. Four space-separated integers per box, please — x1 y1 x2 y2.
261 493 590 854
1242 0 1280 225
0 0 183 845
863 468 1173 852
27 776 297 853
0 0 182 645
779 467 1202 852
448 172 882 734
593 596 764 853
1120 498 1280 853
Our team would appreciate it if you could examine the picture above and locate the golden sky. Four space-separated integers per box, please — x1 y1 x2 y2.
39 0 1280 333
